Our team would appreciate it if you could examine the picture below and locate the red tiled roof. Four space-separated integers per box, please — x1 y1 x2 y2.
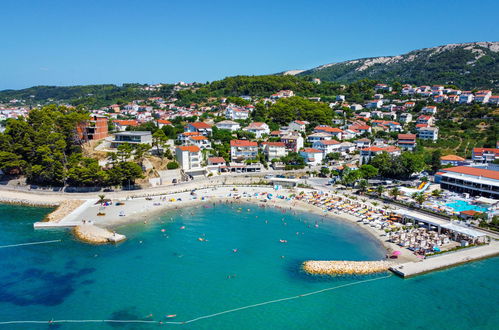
319 140 340 145
189 122 212 129
113 120 138 126
177 146 200 152
230 140 257 147
473 148 499 156
442 166 499 180
190 135 208 141
314 126 343 133
208 157 225 164
398 134 416 140
301 148 322 153
441 155 465 161
157 119 172 125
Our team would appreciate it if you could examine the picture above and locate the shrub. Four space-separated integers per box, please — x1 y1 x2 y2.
167 162 179 170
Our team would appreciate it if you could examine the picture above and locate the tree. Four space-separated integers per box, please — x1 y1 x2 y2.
376 185 385 197
412 192 426 206
320 167 330 177
431 189 443 198
325 152 341 161
133 143 151 166
357 179 369 194
389 187 401 200
359 164 378 179
0 151 25 175
152 129 168 157
116 143 134 162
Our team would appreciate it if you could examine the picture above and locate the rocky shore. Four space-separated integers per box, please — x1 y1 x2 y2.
73 224 126 244
303 260 394 275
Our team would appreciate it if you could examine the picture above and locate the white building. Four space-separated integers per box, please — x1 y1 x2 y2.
312 140 341 155
418 127 439 141
215 120 240 132
399 113 413 124
186 135 211 149
288 120 309 132
225 106 250 120
243 122 270 138
230 140 258 162
299 148 323 166
262 142 287 160
176 145 202 170
421 106 437 114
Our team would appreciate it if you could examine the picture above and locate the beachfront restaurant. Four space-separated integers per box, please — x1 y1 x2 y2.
393 209 487 244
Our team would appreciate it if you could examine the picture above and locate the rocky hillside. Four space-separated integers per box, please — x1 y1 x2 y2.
297 42 499 90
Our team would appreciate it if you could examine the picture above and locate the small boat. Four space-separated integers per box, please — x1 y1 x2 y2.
198 238 205 242
279 239 287 243
232 249 238 253
166 314 177 318
180 226 186 230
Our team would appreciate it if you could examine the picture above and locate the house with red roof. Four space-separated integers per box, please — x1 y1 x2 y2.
113 120 139 132
230 140 258 162
472 148 499 163
314 125 343 140
416 115 435 126
185 122 213 136
397 134 417 151
299 148 323 166
288 120 309 132
187 135 211 150
243 122 270 138
261 142 287 160
360 146 401 164
312 139 341 155
176 145 203 173
157 119 172 129
440 155 468 167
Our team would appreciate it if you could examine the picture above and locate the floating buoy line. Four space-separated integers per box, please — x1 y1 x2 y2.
0 274 392 326
0 239 61 249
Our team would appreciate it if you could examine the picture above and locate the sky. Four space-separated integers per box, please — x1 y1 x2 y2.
1 0 498 90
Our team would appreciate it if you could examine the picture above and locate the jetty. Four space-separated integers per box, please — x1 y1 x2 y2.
73 224 126 244
390 241 499 278
303 260 394 275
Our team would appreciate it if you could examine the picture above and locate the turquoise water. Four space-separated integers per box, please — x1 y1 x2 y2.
446 200 489 213
0 203 498 329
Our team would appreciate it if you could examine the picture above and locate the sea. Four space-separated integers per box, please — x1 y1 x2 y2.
0 203 498 329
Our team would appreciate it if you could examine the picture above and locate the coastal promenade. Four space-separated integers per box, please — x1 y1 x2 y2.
390 240 499 277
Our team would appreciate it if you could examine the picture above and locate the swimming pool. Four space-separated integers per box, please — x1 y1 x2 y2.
446 200 489 213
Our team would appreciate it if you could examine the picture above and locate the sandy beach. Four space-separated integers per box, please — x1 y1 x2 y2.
33 185 417 263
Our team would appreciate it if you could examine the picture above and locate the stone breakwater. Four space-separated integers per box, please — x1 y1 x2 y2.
44 200 85 222
303 260 394 275
73 224 126 244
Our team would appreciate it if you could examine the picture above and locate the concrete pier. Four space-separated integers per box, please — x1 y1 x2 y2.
390 241 499 278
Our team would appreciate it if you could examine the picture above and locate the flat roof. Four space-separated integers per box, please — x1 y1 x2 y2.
114 131 152 136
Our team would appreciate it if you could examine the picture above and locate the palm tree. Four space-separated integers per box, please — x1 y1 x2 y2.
376 185 385 197
98 194 106 204
412 192 427 206
358 179 369 195
431 189 443 198
389 187 401 201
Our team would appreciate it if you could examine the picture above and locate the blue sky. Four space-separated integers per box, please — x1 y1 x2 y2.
1 0 498 90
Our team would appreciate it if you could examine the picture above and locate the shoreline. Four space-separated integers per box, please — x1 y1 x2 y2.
3 185 498 273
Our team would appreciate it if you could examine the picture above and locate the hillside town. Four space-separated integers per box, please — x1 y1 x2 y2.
1 80 498 228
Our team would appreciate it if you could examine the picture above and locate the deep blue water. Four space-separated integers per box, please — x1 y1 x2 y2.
0 203 498 329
